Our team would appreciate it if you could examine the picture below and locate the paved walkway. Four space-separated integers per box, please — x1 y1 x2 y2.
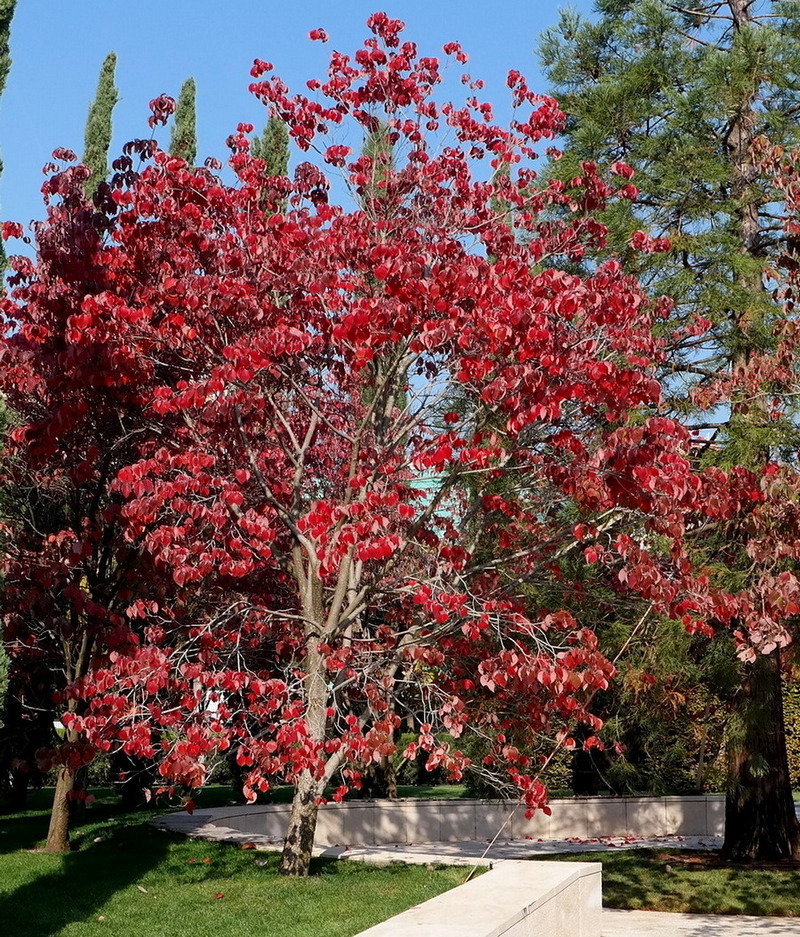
153 812 800 936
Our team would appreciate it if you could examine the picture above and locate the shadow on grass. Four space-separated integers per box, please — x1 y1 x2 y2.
536 850 800 916
550 850 659 911
0 809 56 855
0 801 171 937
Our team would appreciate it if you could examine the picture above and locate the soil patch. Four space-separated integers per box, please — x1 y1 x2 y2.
652 849 800 872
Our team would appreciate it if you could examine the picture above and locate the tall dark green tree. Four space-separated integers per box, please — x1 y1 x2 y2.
361 120 394 209
251 114 289 177
170 77 197 165
540 0 800 859
0 0 15 98
0 0 17 272
82 52 119 199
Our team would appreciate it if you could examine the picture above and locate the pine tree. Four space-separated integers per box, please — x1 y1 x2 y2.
540 0 800 860
170 77 197 165
251 115 289 177
82 52 119 199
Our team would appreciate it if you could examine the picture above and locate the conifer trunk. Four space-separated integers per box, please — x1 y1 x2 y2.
723 651 800 859
721 0 800 861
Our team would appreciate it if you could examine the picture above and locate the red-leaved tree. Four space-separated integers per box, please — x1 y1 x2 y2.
3 14 790 872
0 153 187 851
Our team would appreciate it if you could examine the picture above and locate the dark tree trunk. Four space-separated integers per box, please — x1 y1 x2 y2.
7 765 29 810
384 755 398 800
67 764 90 824
226 750 246 802
114 752 156 810
722 650 800 860
361 754 398 799
43 767 77 853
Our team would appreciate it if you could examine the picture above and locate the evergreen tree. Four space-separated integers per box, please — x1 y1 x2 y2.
540 0 800 859
251 116 290 216
361 120 394 209
82 52 118 199
0 0 15 98
251 115 289 177
0 1 17 272
170 77 197 165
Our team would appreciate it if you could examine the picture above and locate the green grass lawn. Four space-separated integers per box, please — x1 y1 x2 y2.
537 849 800 916
256 783 469 803
0 789 469 937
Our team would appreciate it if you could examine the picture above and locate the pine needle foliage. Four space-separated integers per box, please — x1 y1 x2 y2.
539 0 800 463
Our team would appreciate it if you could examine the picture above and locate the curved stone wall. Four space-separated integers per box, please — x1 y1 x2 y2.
160 794 724 848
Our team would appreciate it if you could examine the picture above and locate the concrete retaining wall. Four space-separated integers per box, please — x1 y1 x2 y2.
352 860 603 937
183 794 724 847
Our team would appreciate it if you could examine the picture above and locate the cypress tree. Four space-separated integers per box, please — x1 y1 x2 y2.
170 77 197 165
361 120 394 210
251 116 289 216
0 0 15 99
82 52 119 199
0 1 17 271
540 0 800 859
251 115 289 178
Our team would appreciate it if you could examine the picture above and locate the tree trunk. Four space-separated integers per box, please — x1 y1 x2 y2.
115 752 156 810
280 769 324 876
361 754 398 799
384 755 398 800
722 650 800 860
280 627 328 876
7 764 29 810
68 764 89 824
43 766 77 853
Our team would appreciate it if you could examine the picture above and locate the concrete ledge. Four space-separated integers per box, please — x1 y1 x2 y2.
162 795 725 848
351 860 602 937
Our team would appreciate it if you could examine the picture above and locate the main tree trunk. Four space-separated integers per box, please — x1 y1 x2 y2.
280 628 328 876
279 769 324 876
43 766 78 853
722 650 800 860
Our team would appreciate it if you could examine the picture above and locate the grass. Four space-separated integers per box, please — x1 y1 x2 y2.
256 783 470 803
0 789 471 937
536 849 800 916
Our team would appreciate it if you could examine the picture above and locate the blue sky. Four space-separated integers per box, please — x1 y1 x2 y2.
0 1 595 228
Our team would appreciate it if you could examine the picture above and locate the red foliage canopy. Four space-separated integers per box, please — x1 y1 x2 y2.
1 15 791 819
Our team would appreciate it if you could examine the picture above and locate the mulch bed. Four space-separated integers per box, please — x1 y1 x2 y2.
651 849 800 871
